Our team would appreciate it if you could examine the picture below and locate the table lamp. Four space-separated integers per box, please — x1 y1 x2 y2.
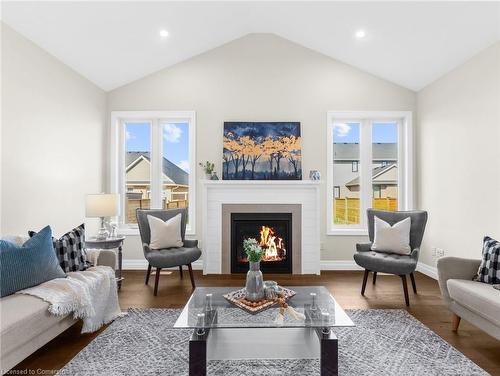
85 193 120 240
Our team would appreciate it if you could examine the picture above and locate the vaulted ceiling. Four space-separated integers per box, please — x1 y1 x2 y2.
2 1 499 91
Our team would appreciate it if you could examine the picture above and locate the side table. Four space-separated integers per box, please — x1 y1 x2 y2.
85 237 125 289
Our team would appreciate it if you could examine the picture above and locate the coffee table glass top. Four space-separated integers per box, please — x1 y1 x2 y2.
174 286 354 329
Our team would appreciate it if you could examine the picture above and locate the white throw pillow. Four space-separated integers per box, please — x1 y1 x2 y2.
147 214 183 250
371 216 412 255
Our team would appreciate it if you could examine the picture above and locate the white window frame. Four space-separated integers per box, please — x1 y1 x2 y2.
110 111 196 236
326 111 413 236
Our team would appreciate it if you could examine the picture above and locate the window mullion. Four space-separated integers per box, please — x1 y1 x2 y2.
359 120 372 229
150 119 162 209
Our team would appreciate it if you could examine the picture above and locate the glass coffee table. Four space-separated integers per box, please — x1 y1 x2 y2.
174 286 354 376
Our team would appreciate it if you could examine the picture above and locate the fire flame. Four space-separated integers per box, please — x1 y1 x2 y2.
259 225 286 262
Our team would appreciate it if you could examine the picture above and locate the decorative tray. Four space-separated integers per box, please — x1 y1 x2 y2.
223 287 296 313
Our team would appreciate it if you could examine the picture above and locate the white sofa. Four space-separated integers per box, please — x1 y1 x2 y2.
0 250 117 373
437 256 500 340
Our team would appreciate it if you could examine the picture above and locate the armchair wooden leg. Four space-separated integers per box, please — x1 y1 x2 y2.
154 268 161 296
179 265 184 279
410 272 417 294
361 269 370 296
372 272 377 285
145 264 152 285
452 313 461 332
400 275 410 306
188 263 196 289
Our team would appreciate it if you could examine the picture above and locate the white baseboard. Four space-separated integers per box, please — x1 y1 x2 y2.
122 258 438 280
416 262 438 280
123 259 362 271
122 259 203 270
319 260 363 271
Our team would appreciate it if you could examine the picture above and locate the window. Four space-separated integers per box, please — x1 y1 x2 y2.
326 111 412 235
332 122 361 225
372 122 398 212
124 121 152 224
111 111 196 235
334 186 341 199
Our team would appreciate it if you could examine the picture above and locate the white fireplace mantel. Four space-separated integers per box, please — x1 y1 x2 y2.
201 180 321 275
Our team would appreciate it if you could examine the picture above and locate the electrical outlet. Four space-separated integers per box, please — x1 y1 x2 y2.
431 247 437 258
436 248 445 258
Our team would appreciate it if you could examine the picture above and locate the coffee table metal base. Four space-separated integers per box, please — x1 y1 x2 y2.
188 327 338 376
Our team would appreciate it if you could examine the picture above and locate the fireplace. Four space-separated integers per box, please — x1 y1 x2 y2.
231 212 292 273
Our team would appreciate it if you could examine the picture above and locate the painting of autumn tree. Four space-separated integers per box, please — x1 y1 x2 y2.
223 122 302 180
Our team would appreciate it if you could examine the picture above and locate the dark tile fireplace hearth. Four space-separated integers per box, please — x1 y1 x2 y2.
231 212 292 273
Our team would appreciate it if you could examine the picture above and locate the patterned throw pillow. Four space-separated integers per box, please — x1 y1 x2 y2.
475 236 500 284
29 224 88 273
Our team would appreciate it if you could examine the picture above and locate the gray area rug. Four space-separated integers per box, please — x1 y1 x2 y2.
57 309 488 376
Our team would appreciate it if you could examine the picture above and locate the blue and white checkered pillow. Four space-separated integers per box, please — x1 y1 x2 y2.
475 236 500 284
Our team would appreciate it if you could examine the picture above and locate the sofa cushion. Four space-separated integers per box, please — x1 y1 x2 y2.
0 294 75 357
447 279 500 327
1 226 66 297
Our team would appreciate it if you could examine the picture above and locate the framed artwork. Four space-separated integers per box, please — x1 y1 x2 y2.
223 122 302 180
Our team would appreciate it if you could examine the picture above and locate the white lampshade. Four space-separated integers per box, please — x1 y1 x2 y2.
85 193 120 218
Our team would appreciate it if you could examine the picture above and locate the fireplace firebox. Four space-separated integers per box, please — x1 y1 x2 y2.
231 212 292 273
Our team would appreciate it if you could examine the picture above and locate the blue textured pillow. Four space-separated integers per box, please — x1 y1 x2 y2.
0 226 66 297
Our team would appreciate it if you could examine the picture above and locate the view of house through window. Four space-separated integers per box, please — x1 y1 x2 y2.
331 119 401 227
332 122 361 224
162 122 190 211
372 122 398 211
125 122 152 224
122 118 193 227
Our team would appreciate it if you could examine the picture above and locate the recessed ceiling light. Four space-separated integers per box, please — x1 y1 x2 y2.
159 29 169 38
354 29 367 40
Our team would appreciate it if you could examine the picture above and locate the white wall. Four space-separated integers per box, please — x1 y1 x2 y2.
1 24 107 236
107 33 416 263
417 42 500 267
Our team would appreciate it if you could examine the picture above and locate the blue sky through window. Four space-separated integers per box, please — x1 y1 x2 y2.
125 121 190 172
333 122 397 143
126 122 150 151
163 122 189 172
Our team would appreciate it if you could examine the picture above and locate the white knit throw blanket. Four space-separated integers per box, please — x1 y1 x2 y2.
17 266 124 333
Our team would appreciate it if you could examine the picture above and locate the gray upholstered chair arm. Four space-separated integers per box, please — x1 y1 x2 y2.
356 243 372 252
437 257 481 302
410 248 420 261
96 250 117 269
183 239 199 248
142 243 153 257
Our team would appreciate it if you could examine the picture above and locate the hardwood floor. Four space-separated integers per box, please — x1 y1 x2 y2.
11 270 500 375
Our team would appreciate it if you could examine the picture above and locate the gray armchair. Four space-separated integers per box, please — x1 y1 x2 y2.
136 208 201 296
354 209 428 306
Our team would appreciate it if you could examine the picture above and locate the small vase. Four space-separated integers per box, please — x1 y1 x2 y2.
245 261 264 301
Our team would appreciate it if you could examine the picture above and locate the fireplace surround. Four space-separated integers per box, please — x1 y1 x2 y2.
231 212 293 273
202 180 321 275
